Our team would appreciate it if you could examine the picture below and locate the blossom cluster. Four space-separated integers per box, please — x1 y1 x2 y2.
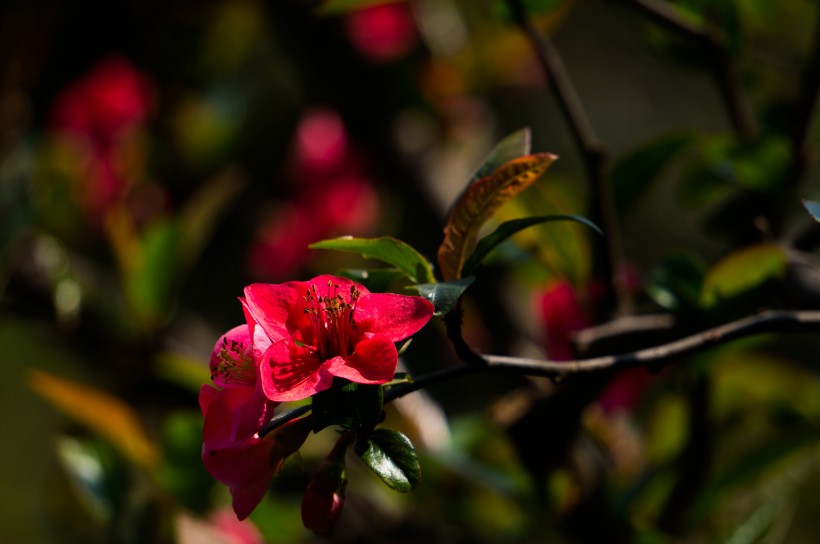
200 275 434 529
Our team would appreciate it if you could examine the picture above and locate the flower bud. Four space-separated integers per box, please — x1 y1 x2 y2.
300 432 352 534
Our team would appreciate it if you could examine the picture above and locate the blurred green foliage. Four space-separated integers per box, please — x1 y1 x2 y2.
3 0 820 542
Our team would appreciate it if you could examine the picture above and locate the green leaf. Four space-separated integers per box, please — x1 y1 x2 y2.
437 153 558 281
316 0 401 16
611 133 692 213
357 428 420 492
802 199 820 222
125 220 179 329
645 254 705 316
462 214 601 276
336 268 409 293
310 236 435 284
699 244 787 309
411 277 475 315
311 381 384 434
468 128 531 186
678 163 733 208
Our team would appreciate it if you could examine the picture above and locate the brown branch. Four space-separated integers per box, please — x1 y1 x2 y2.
481 309 820 377
260 309 820 435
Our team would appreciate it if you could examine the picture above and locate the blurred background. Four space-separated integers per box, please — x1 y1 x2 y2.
3 0 820 542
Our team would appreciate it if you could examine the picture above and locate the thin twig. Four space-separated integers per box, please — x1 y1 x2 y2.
506 0 624 316
482 309 820 376
259 310 820 433
258 309 820 434
611 0 757 139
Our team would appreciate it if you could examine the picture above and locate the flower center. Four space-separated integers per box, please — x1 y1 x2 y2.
212 337 255 386
303 281 360 359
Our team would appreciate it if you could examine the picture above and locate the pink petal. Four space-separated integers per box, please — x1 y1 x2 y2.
354 293 434 342
202 438 275 520
210 325 253 388
259 341 334 402
240 300 273 360
244 282 312 343
230 478 272 521
200 384 276 449
326 334 397 384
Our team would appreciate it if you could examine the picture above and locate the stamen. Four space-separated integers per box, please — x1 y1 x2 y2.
212 336 255 385
302 280 360 359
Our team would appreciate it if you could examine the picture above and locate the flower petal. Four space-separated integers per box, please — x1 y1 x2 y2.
244 282 312 344
240 300 273 360
354 293 434 342
200 384 276 449
260 341 334 402
202 437 275 520
210 325 254 388
230 477 273 521
326 334 398 384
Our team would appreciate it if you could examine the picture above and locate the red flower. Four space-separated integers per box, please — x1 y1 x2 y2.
202 417 312 520
301 433 351 534
243 275 434 402
201 321 277 449
301 482 345 535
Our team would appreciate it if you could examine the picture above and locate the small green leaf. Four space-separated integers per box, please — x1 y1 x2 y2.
678 163 733 208
700 244 787 308
802 200 820 223
310 236 435 284
357 428 420 492
411 277 475 315
336 268 409 293
437 153 558 281
611 133 692 213
462 214 601 276
645 254 705 316
316 0 400 16
125 220 179 329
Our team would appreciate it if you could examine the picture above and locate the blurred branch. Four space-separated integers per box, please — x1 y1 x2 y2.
260 309 820 434
785 16 820 190
506 0 624 317
481 309 820 377
611 0 757 140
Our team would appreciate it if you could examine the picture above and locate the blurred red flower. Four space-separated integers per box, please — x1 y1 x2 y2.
51 56 154 147
537 280 589 361
248 107 378 279
48 56 156 221
344 2 418 63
